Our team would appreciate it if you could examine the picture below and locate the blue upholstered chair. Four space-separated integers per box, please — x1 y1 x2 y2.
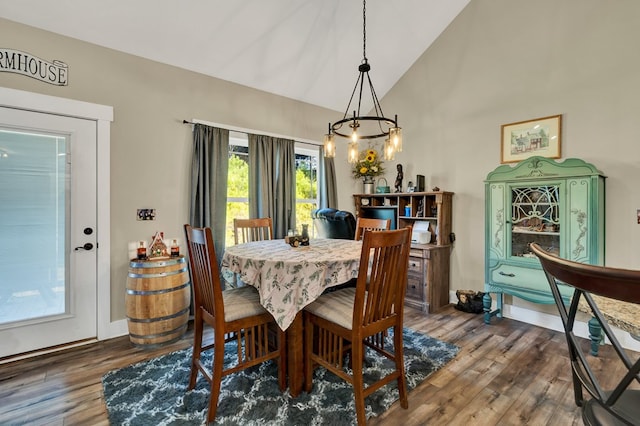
311 208 356 240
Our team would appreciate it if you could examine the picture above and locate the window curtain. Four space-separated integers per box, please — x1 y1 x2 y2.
248 134 295 238
189 124 229 266
318 146 338 209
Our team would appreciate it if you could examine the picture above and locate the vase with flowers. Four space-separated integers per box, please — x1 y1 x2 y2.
352 149 385 194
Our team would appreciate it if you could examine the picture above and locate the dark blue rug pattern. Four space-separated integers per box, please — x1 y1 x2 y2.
102 328 459 425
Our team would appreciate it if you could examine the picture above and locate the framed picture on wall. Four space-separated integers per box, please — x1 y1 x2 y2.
500 114 562 163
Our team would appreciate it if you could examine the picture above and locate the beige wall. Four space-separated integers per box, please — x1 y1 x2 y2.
0 17 341 322
367 0 640 313
2 0 640 325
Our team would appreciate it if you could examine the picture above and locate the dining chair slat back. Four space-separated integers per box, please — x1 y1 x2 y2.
358 228 410 328
233 217 273 245
184 224 219 316
530 243 640 426
304 227 412 425
354 217 391 241
183 224 286 424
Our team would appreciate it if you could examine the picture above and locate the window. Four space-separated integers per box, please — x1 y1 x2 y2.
226 132 249 247
295 144 318 235
226 132 319 246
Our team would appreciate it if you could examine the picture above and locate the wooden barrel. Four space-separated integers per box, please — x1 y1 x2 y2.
126 256 191 347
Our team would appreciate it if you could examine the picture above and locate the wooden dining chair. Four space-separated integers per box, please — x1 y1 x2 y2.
231 217 273 287
183 224 286 424
530 243 640 426
303 227 412 425
233 217 273 245
354 217 391 240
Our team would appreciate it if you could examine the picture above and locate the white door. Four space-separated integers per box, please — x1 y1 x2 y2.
0 106 97 358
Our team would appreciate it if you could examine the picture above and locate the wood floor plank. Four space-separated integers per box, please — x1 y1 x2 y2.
2 305 627 425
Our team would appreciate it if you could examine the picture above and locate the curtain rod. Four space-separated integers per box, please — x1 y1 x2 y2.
183 119 321 147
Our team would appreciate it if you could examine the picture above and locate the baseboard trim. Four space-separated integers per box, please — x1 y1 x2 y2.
103 319 130 340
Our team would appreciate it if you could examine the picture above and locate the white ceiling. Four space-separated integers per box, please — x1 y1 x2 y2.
0 0 470 112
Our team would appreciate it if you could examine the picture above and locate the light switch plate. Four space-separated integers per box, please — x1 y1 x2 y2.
137 209 156 221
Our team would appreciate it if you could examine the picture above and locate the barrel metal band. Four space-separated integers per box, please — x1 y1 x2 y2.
128 266 188 279
129 257 185 268
126 281 190 296
128 323 189 339
127 307 190 323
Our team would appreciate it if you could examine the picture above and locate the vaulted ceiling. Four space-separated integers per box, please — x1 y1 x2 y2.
0 0 470 112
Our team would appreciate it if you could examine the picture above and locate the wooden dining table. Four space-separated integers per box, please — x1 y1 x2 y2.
220 238 363 396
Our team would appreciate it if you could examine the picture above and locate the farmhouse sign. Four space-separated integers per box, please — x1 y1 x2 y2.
0 48 68 86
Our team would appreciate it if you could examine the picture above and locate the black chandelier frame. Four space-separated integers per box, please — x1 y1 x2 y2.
329 0 399 141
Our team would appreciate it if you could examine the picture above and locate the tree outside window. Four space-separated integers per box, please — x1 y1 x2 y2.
226 133 318 246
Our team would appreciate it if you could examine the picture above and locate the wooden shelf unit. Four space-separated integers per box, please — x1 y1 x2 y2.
353 191 454 313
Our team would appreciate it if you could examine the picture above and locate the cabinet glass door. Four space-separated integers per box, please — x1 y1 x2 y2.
510 185 560 258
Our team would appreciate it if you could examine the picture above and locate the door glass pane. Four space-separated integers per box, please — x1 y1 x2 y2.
0 128 69 326
511 185 560 258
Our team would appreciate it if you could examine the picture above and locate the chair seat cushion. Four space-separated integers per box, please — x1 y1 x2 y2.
223 286 268 322
305 287 357 330
584 389 640 425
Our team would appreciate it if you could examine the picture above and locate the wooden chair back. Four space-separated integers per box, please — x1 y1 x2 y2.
233 217 273 245
530 243 640 425
354 217 391 241
354 227 411 329
183 224 224 325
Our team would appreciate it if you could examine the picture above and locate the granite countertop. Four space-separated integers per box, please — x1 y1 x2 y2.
579 295 640 338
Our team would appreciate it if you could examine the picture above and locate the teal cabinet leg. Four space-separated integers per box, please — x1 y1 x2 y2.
588 317 603 356
483 292 500 324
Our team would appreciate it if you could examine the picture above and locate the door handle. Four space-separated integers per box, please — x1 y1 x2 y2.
75 243 94 251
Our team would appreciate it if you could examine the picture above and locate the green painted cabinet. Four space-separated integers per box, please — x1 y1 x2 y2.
484 156 605 324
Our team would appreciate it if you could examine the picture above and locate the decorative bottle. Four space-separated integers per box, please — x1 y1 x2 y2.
301 224 310 246
170 239 179 257
137 241 146 260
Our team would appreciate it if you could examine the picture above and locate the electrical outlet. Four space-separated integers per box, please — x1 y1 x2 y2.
137 209 156 221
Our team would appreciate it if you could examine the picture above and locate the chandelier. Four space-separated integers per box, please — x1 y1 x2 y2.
324 0 402 163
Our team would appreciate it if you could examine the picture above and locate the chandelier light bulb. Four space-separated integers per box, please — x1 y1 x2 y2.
324 135 335 158
384 138 395 160
323 123 336 158
390 116 403 152
348 141 359 164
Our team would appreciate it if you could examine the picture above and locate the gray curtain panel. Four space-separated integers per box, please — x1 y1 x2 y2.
189 124 229 266
248 134 295 238
318 146 338 209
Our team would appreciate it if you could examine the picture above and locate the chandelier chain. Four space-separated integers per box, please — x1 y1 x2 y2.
362 0 367 61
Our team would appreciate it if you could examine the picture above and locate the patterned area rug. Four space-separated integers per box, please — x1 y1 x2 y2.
102 328 459 425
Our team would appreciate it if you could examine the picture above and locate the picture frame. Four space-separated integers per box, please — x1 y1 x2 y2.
500 114 562 163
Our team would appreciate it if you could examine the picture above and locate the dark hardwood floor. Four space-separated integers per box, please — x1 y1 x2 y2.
1 305 625 425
